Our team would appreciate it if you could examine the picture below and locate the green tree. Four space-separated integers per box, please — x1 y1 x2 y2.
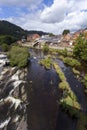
73 36 87 62
0 35 17 45
8 46 30 68
62 29 70 35
49 33 54 37
1 43 9 52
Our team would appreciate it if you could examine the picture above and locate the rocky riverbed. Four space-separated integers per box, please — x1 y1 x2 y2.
0 66 28 130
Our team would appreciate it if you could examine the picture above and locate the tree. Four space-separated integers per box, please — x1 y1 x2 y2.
73 35 87 62
0 35 17 45
49 33 54 37
1 43 9 52
8 46 30 68
62 29 70 35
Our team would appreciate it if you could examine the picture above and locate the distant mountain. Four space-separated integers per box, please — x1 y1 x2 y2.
0 20 49 40
0 20 26 39
26 30 49 36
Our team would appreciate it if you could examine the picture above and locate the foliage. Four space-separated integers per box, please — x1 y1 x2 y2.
62 29 70 35
53 62 81 117
56 48 68 57
73 35 87 62
59 81 70 91
0 20 26 39
72 68 80 76
0 35 17 45
49 33 54 37
60 97 80 118
43 44 49 52
62 48 68 57
63 57 81 67
82 74 87 89
1 43 10 52
8 46 29 68
0 20 49 40
77 112 87 130
39 57 52 69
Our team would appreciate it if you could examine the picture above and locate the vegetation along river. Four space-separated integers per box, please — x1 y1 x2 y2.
26 49 79 130
1 49 87 130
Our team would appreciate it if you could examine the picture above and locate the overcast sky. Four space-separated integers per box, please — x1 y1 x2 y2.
0 0 87 34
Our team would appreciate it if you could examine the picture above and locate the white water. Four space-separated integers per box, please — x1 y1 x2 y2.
0 96 23 129
13 115 20 123
0 69 26 129
10 70 21 81
0 117 11 129
4 96 22 110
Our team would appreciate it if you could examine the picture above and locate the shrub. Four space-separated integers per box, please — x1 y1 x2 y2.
8 46 29 68
73 36 87 62
72 67 80 76
54 62 81 118
59 81 70 91
63 57 81 67
1 43 10 52
82 74 87 89
43 44 49 52
39 56 52 69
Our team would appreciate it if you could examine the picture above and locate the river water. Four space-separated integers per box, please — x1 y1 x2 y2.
0 49 87 130
26 49 77 130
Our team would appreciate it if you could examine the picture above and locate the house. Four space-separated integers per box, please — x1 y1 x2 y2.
17 40 21 44
27 34 40 42
63 33 71 41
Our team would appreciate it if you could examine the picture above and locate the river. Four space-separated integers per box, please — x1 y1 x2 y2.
26 49 77 130
0 49 87 130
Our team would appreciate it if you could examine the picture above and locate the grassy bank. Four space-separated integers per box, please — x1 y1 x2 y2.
39 56 52 69
53 63 80 117
82 74 87 93
53 62 87 129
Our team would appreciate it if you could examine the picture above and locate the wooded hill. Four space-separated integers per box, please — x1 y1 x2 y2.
0 20 48 40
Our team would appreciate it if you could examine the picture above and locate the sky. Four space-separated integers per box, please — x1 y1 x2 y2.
0 0 87 34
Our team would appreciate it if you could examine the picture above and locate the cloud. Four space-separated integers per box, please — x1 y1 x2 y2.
40 0 68 23
0 0 43 9
0 0 87 34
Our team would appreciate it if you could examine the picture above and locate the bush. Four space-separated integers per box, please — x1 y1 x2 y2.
72 68 80 76
39 57 52 69
54 62 81 118
8 46 29 68
1 43 10 52
0 35 17 45
82 74 87 89
43 44 49 52
73 36 87 62
59 81 70 91
62 48 68 57
63 57 81 67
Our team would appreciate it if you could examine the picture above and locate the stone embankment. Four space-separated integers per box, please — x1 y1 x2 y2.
21 42 73 52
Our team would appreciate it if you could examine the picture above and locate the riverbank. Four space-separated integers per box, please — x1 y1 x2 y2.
21 42 73 52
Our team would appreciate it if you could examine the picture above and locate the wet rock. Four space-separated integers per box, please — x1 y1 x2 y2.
10 67 18 75
0 66 27 129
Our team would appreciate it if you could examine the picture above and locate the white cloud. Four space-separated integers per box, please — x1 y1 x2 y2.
0 0 43 9
0 0 87 34
40 0 68 23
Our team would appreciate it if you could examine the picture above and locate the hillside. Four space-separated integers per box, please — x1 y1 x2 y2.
0 20 26 39
0 20 48 39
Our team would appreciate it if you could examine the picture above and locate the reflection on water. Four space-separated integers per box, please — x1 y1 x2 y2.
26 49 77 130
27 58 60 130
